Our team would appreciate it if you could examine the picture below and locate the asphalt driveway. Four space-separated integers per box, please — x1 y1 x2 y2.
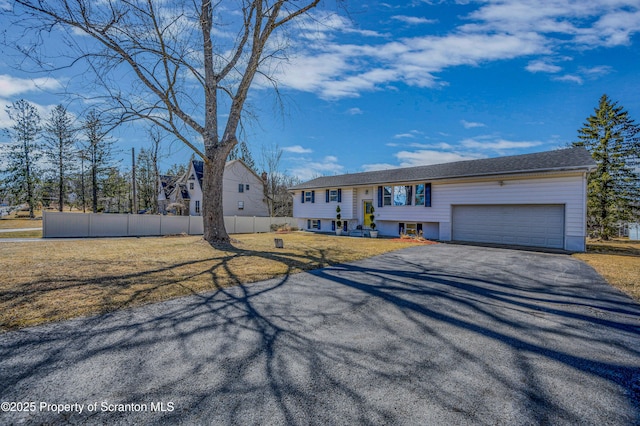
1 244 639 425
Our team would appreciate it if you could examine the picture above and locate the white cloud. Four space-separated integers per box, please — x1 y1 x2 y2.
290 155 344 180
391 15 437 25
273 0 640 99
461 138 543 151
346 107 363 115
0 75 63 97
525 60 562 73
393 133 416 139
282 145 313 154
395 150 485 167
461 120 486 129
361 162 398 172
553 74 583 84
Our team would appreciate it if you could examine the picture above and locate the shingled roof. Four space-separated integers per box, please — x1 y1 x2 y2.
290 147 596 190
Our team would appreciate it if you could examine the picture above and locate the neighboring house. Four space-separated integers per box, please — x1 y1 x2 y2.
159 159 269 217
290 147 597 252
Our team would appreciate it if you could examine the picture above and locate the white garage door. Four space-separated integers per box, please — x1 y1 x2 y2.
452 205 565 249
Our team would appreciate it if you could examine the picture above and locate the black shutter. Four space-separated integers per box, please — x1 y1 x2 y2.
307 219 311 229
301 191 305 204
337 189 342 202
311 190 315 203
425 183 432 207
407 185 413 206
326 189 330 203
317 219 321 229
378 186 383 208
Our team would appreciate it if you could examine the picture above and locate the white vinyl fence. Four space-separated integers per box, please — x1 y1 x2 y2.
43 212 296 238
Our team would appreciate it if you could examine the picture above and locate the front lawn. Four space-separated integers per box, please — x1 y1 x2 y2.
574 239 640 301
0 233 419 331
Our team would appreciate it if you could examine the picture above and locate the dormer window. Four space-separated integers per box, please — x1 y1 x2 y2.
190 182 194 190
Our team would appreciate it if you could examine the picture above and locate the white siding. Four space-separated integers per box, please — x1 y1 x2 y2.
292 173 588 250
222 161 269 217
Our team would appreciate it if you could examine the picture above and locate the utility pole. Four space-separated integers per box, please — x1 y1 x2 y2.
131 147 137 214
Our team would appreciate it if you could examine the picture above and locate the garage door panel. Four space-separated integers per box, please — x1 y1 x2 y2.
452 205 564 249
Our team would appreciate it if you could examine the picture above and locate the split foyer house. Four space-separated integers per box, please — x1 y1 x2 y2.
159 159 269 217
290 147 596 252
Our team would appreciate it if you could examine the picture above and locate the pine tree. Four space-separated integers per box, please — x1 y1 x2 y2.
82 110 115 212
44 105 77 212
2 99 42 218
573 94 640 240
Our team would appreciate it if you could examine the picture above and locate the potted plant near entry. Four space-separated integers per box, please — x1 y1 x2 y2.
336 205 343 236
369 206 378 238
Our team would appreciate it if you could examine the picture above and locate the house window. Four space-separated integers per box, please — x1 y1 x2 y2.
415 184 425 206
329 189 338 202
393 186 412 206
245 184 250 191
238 183 244 193
383 186 392 206
305 191 313 203
190 182 194 190
238 201 244 210
195 200 200 214
308 219 320 230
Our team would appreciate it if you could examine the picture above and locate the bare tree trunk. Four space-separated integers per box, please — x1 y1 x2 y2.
202 144 234 245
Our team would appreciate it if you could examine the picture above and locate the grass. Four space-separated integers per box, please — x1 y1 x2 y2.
0 217 42 230
0 230 42 238
0 232 421 331
574 238 640 301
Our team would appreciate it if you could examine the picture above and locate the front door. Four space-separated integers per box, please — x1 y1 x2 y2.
363 201 373 228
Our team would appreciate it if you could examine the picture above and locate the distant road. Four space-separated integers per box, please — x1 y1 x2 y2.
0 228 41 233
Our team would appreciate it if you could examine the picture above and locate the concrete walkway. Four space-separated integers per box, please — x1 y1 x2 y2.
1 244 639 425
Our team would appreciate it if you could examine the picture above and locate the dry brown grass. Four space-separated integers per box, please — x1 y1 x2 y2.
0 218 42 229
0 232 421 331
0 230 42 238
574 238 640 301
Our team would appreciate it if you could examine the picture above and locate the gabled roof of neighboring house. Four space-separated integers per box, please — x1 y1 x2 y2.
159 175 180 197
290 147 596 190
188 158 265 188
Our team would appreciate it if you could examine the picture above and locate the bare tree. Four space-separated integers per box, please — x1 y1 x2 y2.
10 0 322 246
261 144 296 217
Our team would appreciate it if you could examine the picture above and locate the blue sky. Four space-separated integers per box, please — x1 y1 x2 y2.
1 0 639 181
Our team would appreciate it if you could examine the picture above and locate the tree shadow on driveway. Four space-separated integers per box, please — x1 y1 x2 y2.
1 244 639 425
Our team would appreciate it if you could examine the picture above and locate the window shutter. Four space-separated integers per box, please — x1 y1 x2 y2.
407 186 413 206
343 221 347 232
337 189 342 202
326 189 330 203
332 221 336 231
377 186 383 208
311 190 315 203
301 191 305 204
307 219 310 229
425 183 432 207
318 219 321 229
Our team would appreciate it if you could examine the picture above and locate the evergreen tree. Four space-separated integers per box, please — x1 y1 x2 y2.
44 105 77 211
82 109 115 212
573 94 640 240
228 140 256 171
2 99 42 218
